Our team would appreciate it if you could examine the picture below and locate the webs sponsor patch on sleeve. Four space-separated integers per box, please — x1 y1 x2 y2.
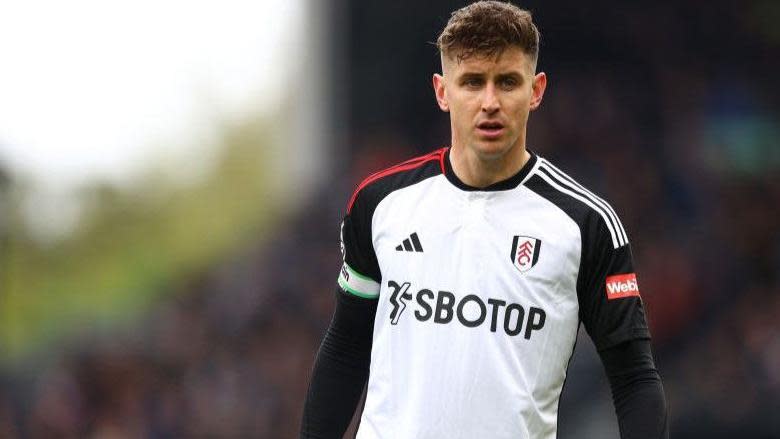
605 273 640 300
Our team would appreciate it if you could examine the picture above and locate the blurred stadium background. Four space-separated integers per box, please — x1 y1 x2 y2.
0 0 778 437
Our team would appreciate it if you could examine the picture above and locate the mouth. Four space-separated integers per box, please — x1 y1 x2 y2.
476 121 505 139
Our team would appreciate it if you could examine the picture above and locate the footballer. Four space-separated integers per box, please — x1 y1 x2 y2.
301 1 668 438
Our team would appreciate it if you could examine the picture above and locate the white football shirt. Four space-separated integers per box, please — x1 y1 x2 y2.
338 147 649 439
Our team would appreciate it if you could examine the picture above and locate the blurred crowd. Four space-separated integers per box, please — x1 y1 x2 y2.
2 0 779 437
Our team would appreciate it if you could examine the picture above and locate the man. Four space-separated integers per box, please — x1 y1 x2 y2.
301 1 668 438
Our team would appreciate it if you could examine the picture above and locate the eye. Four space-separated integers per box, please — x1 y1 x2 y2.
500 77 519 89
462 77 483 88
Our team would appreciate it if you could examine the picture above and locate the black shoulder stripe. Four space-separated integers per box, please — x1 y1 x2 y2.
524 173 593 230
348 149 445 216
538 159 628 244
342 149 445 286
535 165 624 248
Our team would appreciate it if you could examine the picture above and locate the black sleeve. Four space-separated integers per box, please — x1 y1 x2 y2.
341 186 382 283
599 339 669 439
301 288 378 439
301 190 381 438
578 213 650 350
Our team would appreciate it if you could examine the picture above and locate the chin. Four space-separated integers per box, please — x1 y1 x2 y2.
471 141 513 161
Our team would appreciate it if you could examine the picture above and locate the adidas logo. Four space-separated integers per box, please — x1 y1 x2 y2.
395 232 424 253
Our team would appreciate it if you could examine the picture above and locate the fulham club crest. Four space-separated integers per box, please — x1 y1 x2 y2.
511 236 541 273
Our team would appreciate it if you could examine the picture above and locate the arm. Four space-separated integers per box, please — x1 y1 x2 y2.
301 288 377 439
599 339 669 439
575 208 667 438
302 182 382 438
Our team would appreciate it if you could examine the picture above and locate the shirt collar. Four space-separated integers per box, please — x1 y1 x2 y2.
443 147 537 192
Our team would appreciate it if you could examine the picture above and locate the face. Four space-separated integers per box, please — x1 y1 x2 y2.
433 47 546 161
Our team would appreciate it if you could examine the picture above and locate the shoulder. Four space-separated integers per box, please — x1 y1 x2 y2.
346 147 446 215
523 155 629 249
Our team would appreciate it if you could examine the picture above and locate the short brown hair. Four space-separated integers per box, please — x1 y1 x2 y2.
436 1 540 64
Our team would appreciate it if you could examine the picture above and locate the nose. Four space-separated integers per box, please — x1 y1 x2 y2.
481 82 500 114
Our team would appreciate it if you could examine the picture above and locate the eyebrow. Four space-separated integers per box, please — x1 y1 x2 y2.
458 72 485 80
457 71 524 82
497 72 524 83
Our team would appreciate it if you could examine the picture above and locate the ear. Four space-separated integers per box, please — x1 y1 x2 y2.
529 72 547 111
433 73 449 112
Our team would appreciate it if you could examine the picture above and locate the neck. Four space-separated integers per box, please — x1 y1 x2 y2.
449 143 530 189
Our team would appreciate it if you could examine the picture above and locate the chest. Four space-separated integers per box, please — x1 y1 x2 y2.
371 179 582 308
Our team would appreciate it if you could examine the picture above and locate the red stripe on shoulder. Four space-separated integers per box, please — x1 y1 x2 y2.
346 148 446 214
